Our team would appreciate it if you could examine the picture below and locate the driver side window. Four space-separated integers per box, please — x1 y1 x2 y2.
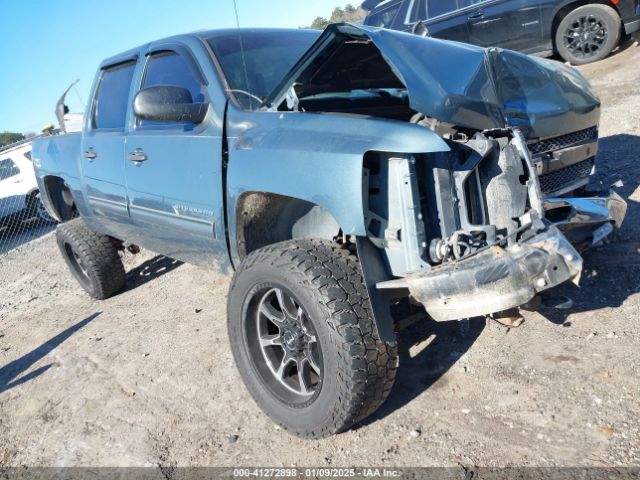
139 51 206 128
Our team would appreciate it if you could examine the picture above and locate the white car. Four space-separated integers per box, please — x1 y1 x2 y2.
0 140 55 223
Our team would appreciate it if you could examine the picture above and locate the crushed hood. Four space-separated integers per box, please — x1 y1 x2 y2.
265 23 601 139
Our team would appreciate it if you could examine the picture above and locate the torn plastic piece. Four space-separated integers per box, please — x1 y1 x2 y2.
378 226 582 321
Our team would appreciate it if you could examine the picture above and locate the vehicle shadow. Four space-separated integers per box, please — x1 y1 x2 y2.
611 34 639 57
538 240 640 325
358 316 486 427
0 312 101 394
124 255 183 292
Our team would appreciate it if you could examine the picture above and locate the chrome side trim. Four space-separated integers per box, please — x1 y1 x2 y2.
129 204 215 228
87 195 127 209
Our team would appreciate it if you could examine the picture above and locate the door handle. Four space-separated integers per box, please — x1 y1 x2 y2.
84 149 97 160
127 150 148 164
468 9 484 19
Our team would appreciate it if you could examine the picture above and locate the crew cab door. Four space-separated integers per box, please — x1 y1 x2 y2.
81 60 135 231
124 44 227 266
466 0 542 52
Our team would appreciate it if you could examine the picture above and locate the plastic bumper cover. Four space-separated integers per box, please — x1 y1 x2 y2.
377 226 583 322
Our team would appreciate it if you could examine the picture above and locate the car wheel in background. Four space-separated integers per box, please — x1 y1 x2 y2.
25 191 56 224
227 239 398 438
556 4 621 65
55 218 126 300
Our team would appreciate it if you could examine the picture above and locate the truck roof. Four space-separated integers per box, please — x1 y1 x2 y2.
100 28 317 69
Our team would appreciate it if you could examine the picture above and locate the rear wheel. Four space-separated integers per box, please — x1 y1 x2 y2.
227 239 398 438
55 218 125 299
556 5 621 65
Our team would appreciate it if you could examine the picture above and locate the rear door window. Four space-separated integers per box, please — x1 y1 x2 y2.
426 0 458 18
0 159 20 180
424 0 483 19
92 61 136 130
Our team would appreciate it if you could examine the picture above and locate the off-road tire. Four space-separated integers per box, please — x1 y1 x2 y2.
227 239 398 438
56 218 125 300
556 5 621 65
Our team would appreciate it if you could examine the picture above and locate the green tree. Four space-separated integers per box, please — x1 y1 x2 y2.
308 3 366 29
0 132 25 148
330 7 346 22
310 16 330 29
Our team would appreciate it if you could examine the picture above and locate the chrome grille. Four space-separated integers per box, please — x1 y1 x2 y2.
529 127 598 156
539 158 595 195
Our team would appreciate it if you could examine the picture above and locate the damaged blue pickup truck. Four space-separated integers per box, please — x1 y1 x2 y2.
33 24 626 437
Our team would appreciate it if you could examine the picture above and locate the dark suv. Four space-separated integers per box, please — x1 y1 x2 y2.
362 0 640 64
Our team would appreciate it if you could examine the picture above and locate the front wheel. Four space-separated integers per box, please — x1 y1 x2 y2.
227 240 398 438
555 4 621 65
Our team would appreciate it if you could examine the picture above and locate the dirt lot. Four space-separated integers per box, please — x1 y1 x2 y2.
1 44 639 468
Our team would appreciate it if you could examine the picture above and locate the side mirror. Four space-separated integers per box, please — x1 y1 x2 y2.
133 85 209 124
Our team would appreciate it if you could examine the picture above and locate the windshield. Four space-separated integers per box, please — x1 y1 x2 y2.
206 30 320 109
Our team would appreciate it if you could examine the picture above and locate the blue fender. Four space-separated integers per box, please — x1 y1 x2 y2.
225 102 450 265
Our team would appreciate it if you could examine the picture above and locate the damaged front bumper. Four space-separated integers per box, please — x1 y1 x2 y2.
377 189 627 322
544 190 627 250
378 226 583 321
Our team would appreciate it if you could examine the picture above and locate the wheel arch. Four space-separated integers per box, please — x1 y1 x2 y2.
233 192 342 262
40 175 77 222
233 192 399 344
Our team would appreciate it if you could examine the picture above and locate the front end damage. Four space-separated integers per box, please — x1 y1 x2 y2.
265 23 628 321
368 128 609 321
369 128 626 321
394 227 582 322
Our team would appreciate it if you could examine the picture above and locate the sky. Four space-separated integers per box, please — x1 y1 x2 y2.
0 0 345 133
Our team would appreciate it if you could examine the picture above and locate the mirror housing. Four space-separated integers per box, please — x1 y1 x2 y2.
133 85 208 124
411 21 431 37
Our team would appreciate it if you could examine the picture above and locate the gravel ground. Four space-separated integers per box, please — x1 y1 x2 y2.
1 43 639 468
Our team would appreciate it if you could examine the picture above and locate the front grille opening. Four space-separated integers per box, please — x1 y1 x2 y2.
539 157 595 194
529 126 597 156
